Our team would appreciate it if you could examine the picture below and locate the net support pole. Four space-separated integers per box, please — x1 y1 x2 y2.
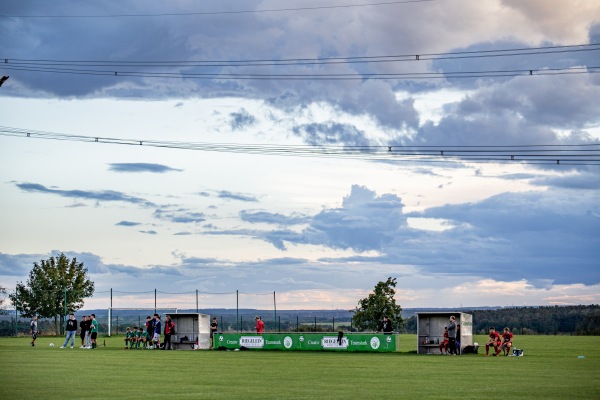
196 289 199 313
273 291 277 333
14 286 18 337
154 289 157 314
109 288 113 336
236 290 239 333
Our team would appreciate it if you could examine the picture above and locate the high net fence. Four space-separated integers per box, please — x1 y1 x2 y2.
1 288 357 336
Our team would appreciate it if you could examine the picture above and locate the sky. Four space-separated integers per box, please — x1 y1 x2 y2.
1 0 599 312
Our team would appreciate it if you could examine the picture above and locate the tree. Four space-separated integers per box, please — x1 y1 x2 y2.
0 285 7 314
9 253 94 335
352 277 403 332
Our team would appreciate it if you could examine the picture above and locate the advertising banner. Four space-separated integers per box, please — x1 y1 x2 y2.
215 333 399 352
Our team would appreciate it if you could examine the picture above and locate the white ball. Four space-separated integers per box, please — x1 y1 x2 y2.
49 343 54 347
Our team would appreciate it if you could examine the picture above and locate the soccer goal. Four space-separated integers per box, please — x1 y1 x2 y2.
107 307 179 336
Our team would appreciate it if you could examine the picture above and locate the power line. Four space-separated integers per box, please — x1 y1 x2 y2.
1 126 598 166
4 43 598 66
0 0 437 19
1 64 596 81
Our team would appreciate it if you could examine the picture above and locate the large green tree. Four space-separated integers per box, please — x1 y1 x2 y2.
352 277 403 332
9 253 94 334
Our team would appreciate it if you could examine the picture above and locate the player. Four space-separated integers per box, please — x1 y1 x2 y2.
30 316 38 347
210 317 218 349
152 314 161 349
485 326 501 356
495 327 513 356
439 327 449 354
89 314 99 349
140 326 151 349
133 326 142 349
124 327 133 349
255 316 264 334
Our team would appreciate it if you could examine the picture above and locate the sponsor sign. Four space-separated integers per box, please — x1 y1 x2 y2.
217 333 399 352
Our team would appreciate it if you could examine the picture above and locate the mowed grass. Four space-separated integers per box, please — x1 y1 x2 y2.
1 334 598 399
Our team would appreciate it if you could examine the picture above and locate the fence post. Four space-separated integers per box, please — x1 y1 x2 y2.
116 316 119 335
14 286 18 337
63 287 67 335
333 317 335 332
314 317 317 332
296 316 299 332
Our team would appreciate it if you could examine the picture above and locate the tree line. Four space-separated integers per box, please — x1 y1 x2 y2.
403 305 600 335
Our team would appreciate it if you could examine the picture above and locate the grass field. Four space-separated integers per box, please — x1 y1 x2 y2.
1 334 598 399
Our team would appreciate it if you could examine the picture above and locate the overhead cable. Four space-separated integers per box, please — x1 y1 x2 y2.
0 0 437 18
1 126 598 166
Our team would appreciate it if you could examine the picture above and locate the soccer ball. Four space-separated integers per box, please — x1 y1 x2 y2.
49 343 54 347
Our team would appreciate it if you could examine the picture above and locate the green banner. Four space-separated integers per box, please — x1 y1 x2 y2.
215 333 399 352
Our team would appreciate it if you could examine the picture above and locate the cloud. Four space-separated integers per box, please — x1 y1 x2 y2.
153 208 206 223
139 230 158 235
15 182 156 207
240 210 309 226
108 163 182 173
229 108 257 130
218 191 258 202
293 122 372 146
116 221 141 227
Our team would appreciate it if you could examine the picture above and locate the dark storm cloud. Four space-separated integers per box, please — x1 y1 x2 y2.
0 252 42 276
229 108 257 130
209 185 600 286
15 182 156 206
108 163 182 173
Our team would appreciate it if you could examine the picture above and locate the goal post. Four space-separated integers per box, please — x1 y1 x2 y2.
107 307 178 336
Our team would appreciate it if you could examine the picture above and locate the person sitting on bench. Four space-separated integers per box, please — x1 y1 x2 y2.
485 326 501 356
495 327 513 356
439 327 449 354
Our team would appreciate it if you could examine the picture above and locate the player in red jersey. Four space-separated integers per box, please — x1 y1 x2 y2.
485 326 501 356
495 327 513 356
439 327 449 354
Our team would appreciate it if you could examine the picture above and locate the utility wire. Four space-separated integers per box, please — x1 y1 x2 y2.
4 43 598 66
0 0 437 18
1 65 597 81
1 126 598 166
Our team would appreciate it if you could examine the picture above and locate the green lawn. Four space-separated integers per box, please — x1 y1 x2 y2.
1 334 598 399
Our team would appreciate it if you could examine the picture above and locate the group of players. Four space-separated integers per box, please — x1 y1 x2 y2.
485 326 514 356
123 314 176 350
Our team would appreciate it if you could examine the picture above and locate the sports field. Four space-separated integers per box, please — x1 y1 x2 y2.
1 334 598 399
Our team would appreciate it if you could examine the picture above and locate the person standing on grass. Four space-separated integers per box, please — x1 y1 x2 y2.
255 316 264 334
30 316 38 347
378 316 394 334
163 315 175 350
79 316 88 348
61 313 77 348
210 317 218 348
447 315 457 356
153 314 161 349
89 314 98 349
455 324 461 355
85 315 93 348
